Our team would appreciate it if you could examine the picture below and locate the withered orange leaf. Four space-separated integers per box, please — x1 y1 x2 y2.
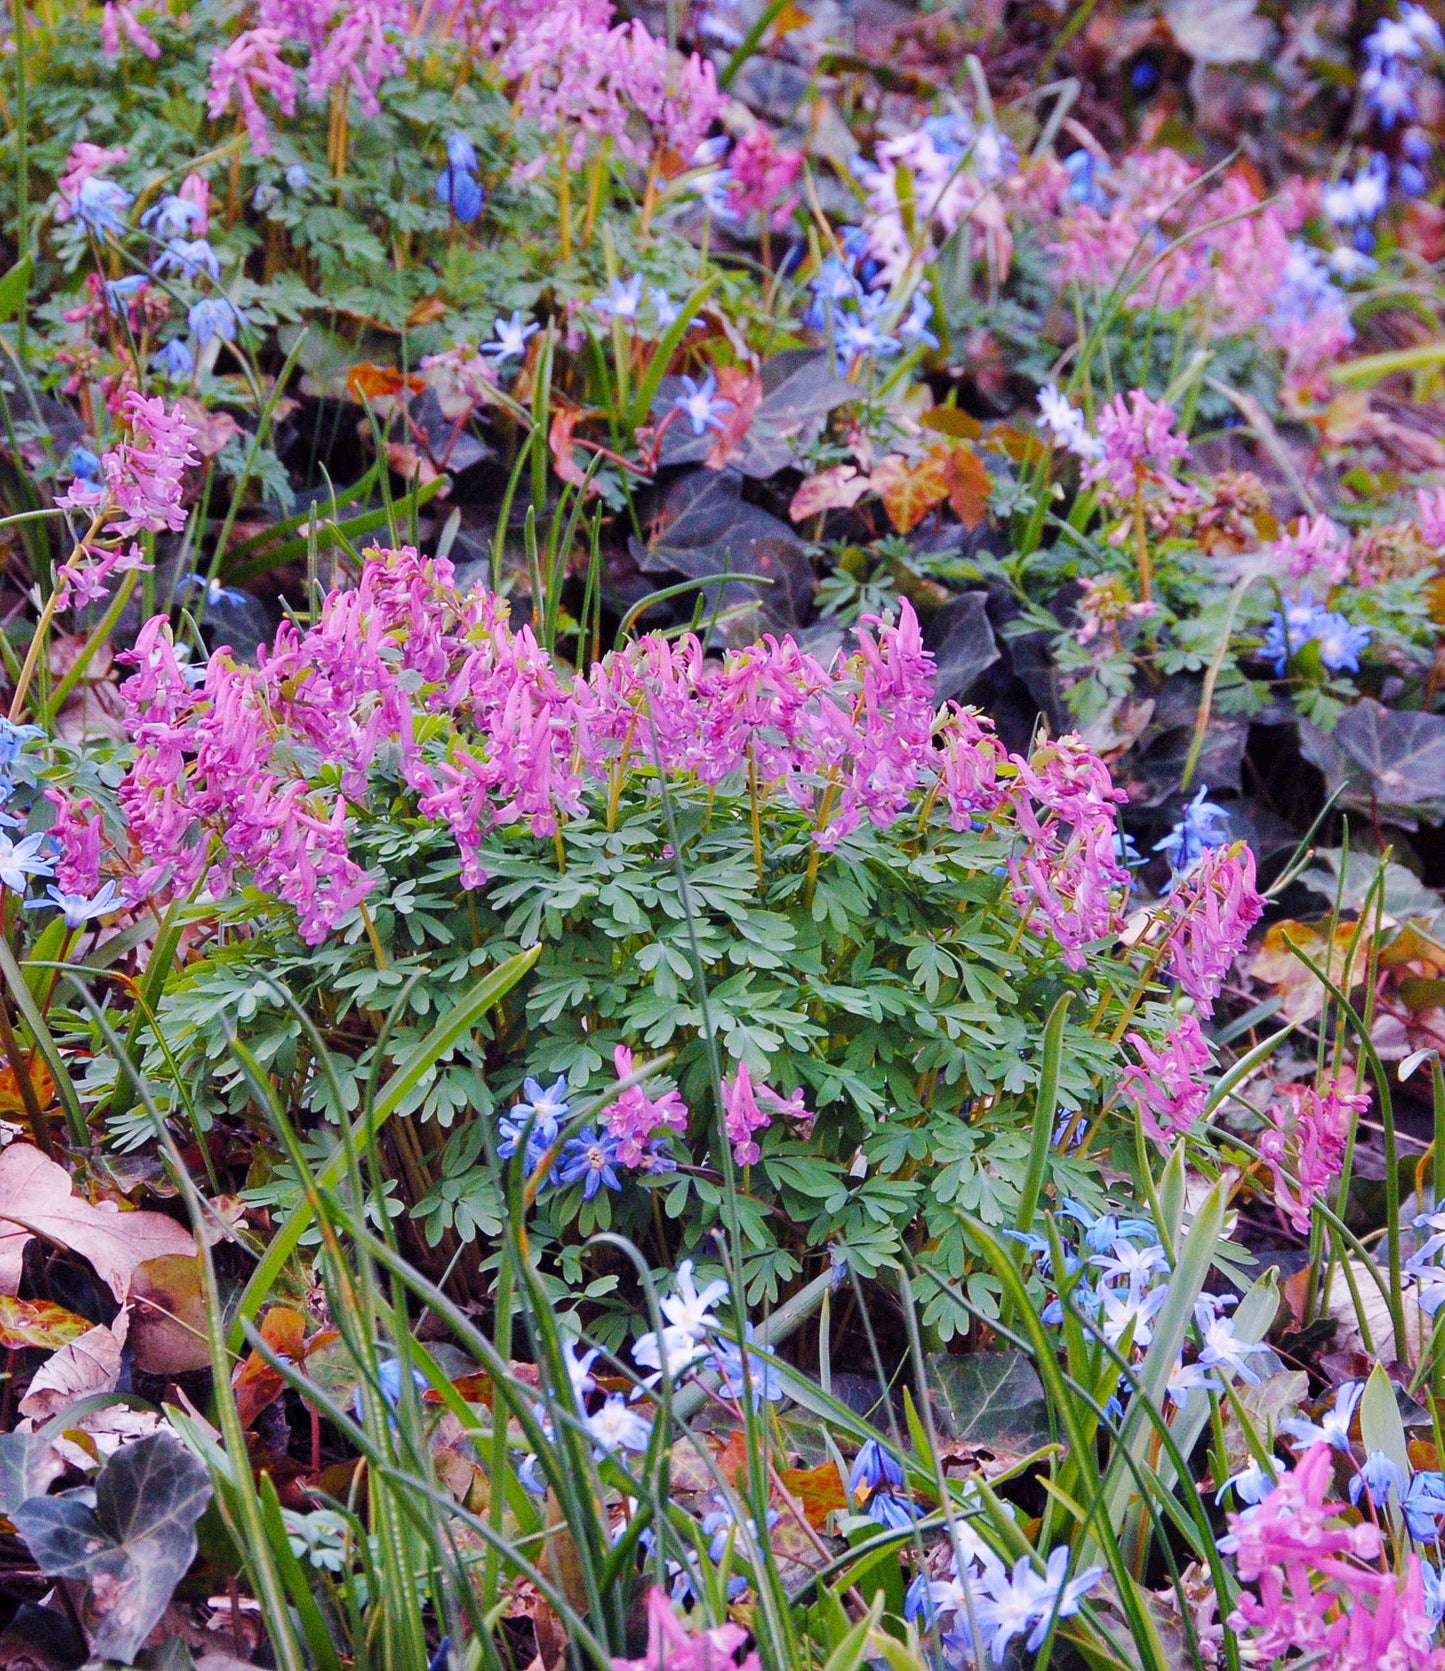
777 1461 848 1529
941 442 992 530
872 452 949 534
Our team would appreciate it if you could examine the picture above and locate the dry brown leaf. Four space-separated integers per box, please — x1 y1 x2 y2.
705 367 764 469
0 1144 195 1303
777 1460 847 1529
1249 919 1369 1024
130 1255 210 1376
789 464 869 521
233 1305 312 1429
871 452 949 534
19 1319 124 1421
549 408 592 490
941 442 992 530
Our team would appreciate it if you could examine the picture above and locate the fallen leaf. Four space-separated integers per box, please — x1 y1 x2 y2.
940 442 992 530
46 1407 175 1471
549 408 592 490
1249 919 1369 1024
0 1145 195 1304
232 1306 312 1429
788 464 869 521
715 1429 750 1488
19 1320 124 1421
918 407 983 442
871 452 949 534
346 363 423 407
176 399 243 459
705 367 764 470
0 1296 93 1352
777 1461 847 1529
0 1061 54 1121
130 1256 210 1376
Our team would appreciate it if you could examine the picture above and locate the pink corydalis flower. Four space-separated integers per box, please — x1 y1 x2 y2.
45 790 104 896
101 2 161 58
304 0 408 118
59 392 199 537
1162 840 1263 1015
725 125 801 229
1258 1077 1367 1235
1120 1013 1211 1143
1083 388 1190 503
54 142 129 222
1008 733 1130 970
1417 486 1445 549
207 28 299 154
936 705 1008 827
610 1586 761 1671
602 1044 688 1166
1273 514 1351 583
720 1062 814 1166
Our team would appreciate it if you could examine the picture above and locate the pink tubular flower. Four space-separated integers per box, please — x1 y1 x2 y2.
45 790 104 896
1273 514 1351 583
1082 389 1190 503
1258 1077 1367 1234
178 173 211 236
602 1045 689 1166
101 2 161 59
1119 1013 1211 1143
1418 486 1445 549
1162 841 1263 1015
60 393 199 537
54 142 129 222
304 0 408 117
1008 734 1130 970
1222 1444 1445 1671
725 126 802 229
610 1586 760 1671
719 1064 813 1166
52 540 149 611
936 705 1008 827
502 0 720 167
207 28 298 154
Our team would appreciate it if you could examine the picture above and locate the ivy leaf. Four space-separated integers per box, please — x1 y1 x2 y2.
925 1351 1050 1449
12 1434 212 1665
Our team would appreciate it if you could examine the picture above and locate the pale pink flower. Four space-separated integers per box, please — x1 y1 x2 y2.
1082 389 1190 503
1273 514 1351 583
1161 841 1263 1014
1258 1077 1367 1234
60 393 199 537
101 2 161 58
610 1586 760 1671
207 28 298 154
305 0 408 117
178 173 211 236
1119 1014 1211 1143
1417 486 1445 548
602 1045 688 1166
52 540 149 611
719 1064 813 1166
54 142 129 222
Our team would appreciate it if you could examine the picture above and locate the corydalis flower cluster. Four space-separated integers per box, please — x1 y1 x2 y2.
108 549 1138 979
208 0 409 153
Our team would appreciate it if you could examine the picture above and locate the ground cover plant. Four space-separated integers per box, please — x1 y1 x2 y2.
5 1 1445 1669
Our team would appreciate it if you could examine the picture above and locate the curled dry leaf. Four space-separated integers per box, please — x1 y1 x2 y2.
789 464 869 521
19 1318 125 1422
0 1144 196 1305
549 407 593 490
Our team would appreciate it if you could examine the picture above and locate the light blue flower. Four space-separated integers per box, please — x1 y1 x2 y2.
481 311 538 362
189 297 240 345
1405 1470 1445 1540
140 195 202 240
285 164 310 191
74 177 133 239
0 831 54 892
153 238 221 282
1349 1449 1408 1513
104 274 148 311
671 373 732 437
1280 1380 1363 1451
592 275 644 321
66 447 101 482
152 338 194 378
1156 784 1232 875
445 132 478 173
848 1438 903 1497
24 879 123 928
